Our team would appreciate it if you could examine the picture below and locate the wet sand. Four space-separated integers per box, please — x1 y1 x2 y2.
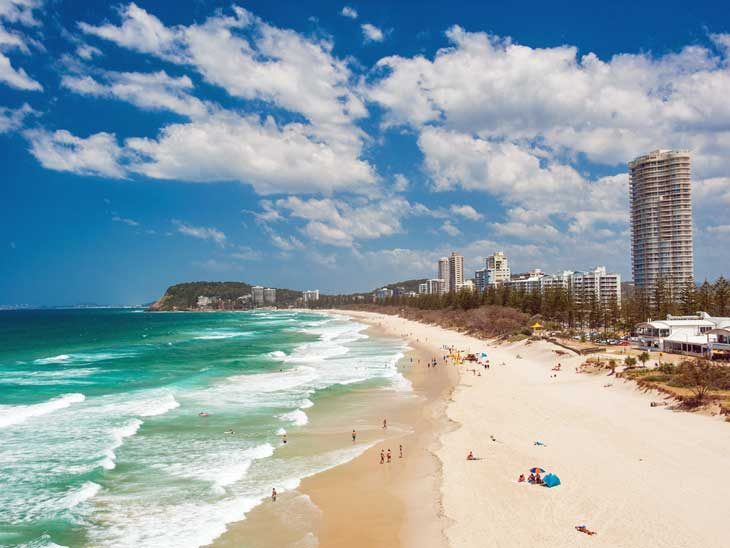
212 319 457 548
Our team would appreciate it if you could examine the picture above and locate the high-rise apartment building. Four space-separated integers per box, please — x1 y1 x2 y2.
486 251 511 285
438 257 450 292
571 266 621 307
448 252 464 292
263 287 276 305
251 286 264 306
629 149 693 298
303 290 320 304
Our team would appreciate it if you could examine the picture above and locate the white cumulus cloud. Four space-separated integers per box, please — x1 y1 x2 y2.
361 23 384 43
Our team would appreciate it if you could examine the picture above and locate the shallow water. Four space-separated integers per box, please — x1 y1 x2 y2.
0 309 406 547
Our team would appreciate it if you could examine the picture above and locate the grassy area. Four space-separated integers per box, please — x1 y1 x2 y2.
622 362 730 415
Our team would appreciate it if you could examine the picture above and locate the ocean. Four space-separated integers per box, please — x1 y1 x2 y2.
0 309 408 547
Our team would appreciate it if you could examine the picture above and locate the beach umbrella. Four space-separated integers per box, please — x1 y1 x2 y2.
543 473 561 488
530 467 546 474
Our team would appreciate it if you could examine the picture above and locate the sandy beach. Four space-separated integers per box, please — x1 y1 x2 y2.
338 310 730 548
212 309 730 547
212 317 457 548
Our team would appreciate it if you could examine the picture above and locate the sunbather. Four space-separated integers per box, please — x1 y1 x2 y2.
518 474 526 483
575 525 597 536
467 451 475 460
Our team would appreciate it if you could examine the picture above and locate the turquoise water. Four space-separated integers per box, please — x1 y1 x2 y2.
0 309 407 547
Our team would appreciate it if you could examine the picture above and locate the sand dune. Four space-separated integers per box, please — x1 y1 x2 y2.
345 311 730 548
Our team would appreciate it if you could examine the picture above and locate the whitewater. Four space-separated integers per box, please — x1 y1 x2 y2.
0 308 407 547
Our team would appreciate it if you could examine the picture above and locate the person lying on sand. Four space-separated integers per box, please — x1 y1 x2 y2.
575 525 597 535
534 441 546 447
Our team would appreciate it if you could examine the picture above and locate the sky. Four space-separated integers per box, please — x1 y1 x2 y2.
1 0 730 306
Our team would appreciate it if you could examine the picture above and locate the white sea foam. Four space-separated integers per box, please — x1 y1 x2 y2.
0 393 85 428
193 331 252 340
299 398 314 409
278 409 308 426
268 350 287 360
33 351 134 365
33 354 71 364
135 393 180 417
18 534 70 548
61 481 102 510
276 427 287 436
101 419 143 470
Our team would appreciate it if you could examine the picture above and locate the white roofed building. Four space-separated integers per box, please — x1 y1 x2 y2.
634 312 730 359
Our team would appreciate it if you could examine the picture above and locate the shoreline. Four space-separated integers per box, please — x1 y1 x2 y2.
211 309 730 547
210 310 458 548
353 311 730 548
297 319 458 548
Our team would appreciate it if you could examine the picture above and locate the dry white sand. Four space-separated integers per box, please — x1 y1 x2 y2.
345 310 730 548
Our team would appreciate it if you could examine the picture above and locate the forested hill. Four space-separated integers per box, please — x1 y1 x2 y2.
148 281 302 310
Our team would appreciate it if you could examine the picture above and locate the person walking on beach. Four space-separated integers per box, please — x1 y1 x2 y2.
272 488 277 502
352 429 357 443
387 449 392 463
383 418 387 429
399 444 403 458
380 449 385 464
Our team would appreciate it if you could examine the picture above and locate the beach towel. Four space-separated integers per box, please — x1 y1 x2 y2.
543 473 561 488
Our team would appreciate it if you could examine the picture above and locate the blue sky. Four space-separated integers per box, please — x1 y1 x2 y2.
1 0 729 305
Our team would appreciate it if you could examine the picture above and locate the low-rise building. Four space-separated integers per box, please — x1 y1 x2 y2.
420 278 446 295
374 287 394 300
634 312 730 359
197 295 214 308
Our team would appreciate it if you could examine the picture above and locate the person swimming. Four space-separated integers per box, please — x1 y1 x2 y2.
198 412 209 417
224 429 235 435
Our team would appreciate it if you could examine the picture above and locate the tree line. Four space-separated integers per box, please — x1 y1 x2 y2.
311 276 730 332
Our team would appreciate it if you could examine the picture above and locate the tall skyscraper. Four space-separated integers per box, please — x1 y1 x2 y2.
629 150 693 298
438 257 450 292
448 252 464 292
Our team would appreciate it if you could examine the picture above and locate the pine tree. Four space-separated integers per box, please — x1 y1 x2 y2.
679 279 697 315
697 280 713 314
713 276 730 316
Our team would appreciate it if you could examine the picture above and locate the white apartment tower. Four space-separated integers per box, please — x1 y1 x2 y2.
629 150 693 298
486 251 510 285
263 287 276 305
437 257 450 292
251 286 265 307
448 252 465 292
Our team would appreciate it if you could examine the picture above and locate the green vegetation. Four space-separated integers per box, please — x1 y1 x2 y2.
312 275 730 332
624 359 730 409
344 302 531 339
149 281 302 310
